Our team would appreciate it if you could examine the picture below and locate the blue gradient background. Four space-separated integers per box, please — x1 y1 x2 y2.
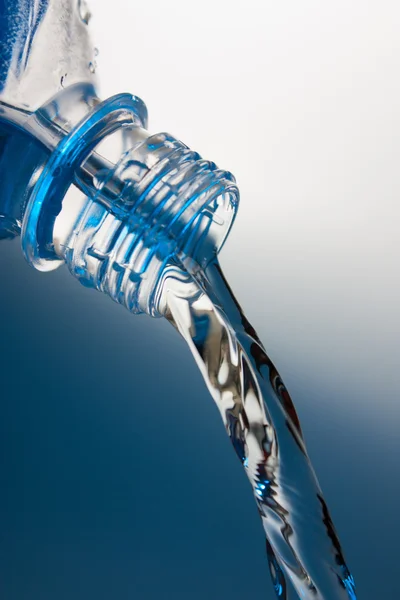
1 1 400 598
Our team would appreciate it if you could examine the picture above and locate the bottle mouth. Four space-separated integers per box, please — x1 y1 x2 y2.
21 89 239 316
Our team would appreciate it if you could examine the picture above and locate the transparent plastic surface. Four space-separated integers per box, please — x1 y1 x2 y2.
0 0 97 112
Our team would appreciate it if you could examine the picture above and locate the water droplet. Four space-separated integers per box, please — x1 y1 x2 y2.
94 47 99 57
78 0 91 25
89 61 95 74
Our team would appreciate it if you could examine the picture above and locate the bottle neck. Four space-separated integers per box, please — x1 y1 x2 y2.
1 85 239 316
0 1 239 317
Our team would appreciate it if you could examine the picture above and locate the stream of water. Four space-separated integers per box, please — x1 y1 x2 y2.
161 259 356 600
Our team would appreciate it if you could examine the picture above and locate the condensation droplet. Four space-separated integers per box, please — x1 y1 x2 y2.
78 0 91 25
89 61 95 74
94 47 99 57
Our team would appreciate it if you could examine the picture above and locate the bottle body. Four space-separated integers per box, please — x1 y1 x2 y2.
0 0 98 240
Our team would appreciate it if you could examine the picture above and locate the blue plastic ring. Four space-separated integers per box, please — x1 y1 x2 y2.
21 93 148 271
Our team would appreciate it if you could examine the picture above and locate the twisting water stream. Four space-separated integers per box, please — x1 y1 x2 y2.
161 260 357 600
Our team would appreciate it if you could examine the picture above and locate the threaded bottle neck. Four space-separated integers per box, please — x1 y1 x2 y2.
16 87 239 316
